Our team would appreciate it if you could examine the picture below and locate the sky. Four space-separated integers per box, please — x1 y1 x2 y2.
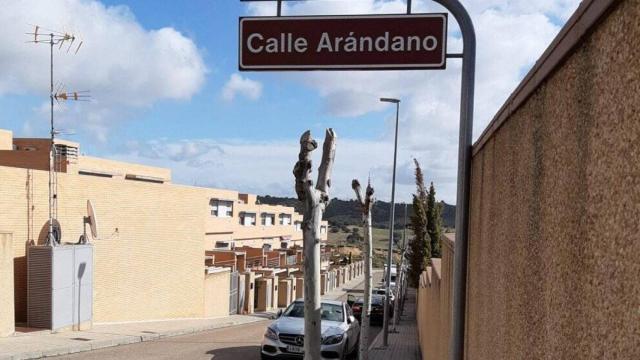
0 0 581 204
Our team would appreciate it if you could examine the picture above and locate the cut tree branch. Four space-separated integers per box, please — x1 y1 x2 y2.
315 128 336 196
293 130 318 201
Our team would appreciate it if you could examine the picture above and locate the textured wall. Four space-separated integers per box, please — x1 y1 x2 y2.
204 270 231 318
417 233 454 360
0 165 207 323
466 1 640 358
0 232 14 337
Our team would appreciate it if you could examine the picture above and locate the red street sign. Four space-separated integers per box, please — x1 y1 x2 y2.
239 14 447 71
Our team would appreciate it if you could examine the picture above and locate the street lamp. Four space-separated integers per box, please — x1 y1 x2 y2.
379 97 400 347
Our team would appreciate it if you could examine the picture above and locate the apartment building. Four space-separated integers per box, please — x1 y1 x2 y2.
0 129 327 328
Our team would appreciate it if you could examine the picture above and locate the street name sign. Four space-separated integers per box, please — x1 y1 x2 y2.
239 14 447 70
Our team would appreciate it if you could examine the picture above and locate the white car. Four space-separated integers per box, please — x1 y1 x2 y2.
261 299 360 360
372 287 395 304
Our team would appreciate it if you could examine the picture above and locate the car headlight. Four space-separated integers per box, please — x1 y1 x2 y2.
264 327 278 341
322 334 344 345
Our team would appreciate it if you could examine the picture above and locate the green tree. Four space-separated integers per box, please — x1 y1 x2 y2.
426 182 443 258
407 159 430 287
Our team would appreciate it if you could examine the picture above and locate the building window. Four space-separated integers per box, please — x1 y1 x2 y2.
210 199 233 217
240 212 256 226
78 170 113 178
320 225 327 234
294 221 302 232
215 241 234 250
261 213 275 226
125 174 164 184
279 213 292 225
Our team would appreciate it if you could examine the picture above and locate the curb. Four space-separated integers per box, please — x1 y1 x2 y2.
368 328 384 351
0 316 270 360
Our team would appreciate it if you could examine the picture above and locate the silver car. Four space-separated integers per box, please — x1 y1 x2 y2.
261 299 360 360
373 287 395 304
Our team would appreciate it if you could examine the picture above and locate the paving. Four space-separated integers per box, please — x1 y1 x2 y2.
0 271 368 360
50 319 271 360
324 269 383 301
367 287 421 360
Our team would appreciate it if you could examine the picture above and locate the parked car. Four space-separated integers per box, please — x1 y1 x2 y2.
261 299 360 359
351 294 392 325
372 287 395 304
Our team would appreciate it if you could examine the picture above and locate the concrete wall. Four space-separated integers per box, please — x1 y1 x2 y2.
204 270 230 318
416 234 454 360
0 130 12 150
0 232 14 337
466 0 640 358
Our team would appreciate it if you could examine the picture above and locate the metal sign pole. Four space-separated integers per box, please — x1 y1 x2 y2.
381 99 400 345
432 1 476 359
238 1 475 359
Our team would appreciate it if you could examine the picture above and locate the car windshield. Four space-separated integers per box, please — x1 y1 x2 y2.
354 295 384 305
283 302 344 322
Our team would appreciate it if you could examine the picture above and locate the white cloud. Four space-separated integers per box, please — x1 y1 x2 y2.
1 0 207 140
243 0 580 204
221 73 263 102
118 134 457 204
111 0 581 204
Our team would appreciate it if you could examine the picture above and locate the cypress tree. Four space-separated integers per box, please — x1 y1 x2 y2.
426 182 442 258
407 159 430 286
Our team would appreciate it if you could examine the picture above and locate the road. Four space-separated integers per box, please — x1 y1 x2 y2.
53 270 384 360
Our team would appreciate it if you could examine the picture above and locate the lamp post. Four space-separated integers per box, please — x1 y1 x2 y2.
379 97 399 347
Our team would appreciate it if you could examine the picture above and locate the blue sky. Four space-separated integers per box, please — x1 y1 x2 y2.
0 0 581 203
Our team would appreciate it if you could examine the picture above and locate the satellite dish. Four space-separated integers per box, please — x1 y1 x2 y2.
79 200 99 244
87 200 98 238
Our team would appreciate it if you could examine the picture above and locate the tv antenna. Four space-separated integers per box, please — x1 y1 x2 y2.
26 25 88 246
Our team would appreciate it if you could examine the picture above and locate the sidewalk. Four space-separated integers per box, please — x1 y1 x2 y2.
0 312 274 360
322 270 376 300
368 287 421 360
0 272 365 360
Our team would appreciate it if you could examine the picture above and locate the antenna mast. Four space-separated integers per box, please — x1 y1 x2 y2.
27 25 86 246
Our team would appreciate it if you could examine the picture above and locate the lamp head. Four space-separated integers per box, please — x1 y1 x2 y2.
380 97 400 104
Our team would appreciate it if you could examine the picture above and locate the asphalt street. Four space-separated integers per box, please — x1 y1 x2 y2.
53 271 384 360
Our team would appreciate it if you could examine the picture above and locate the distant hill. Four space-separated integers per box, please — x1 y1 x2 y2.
258 195 456 229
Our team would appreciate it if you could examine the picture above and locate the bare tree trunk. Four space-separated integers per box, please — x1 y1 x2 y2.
294 129 336 360
352 179 374 360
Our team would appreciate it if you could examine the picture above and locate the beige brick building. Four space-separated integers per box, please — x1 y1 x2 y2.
0 129 326 328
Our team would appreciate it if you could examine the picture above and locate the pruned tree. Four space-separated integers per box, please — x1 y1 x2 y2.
293 129 336 360
352 179 374 360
